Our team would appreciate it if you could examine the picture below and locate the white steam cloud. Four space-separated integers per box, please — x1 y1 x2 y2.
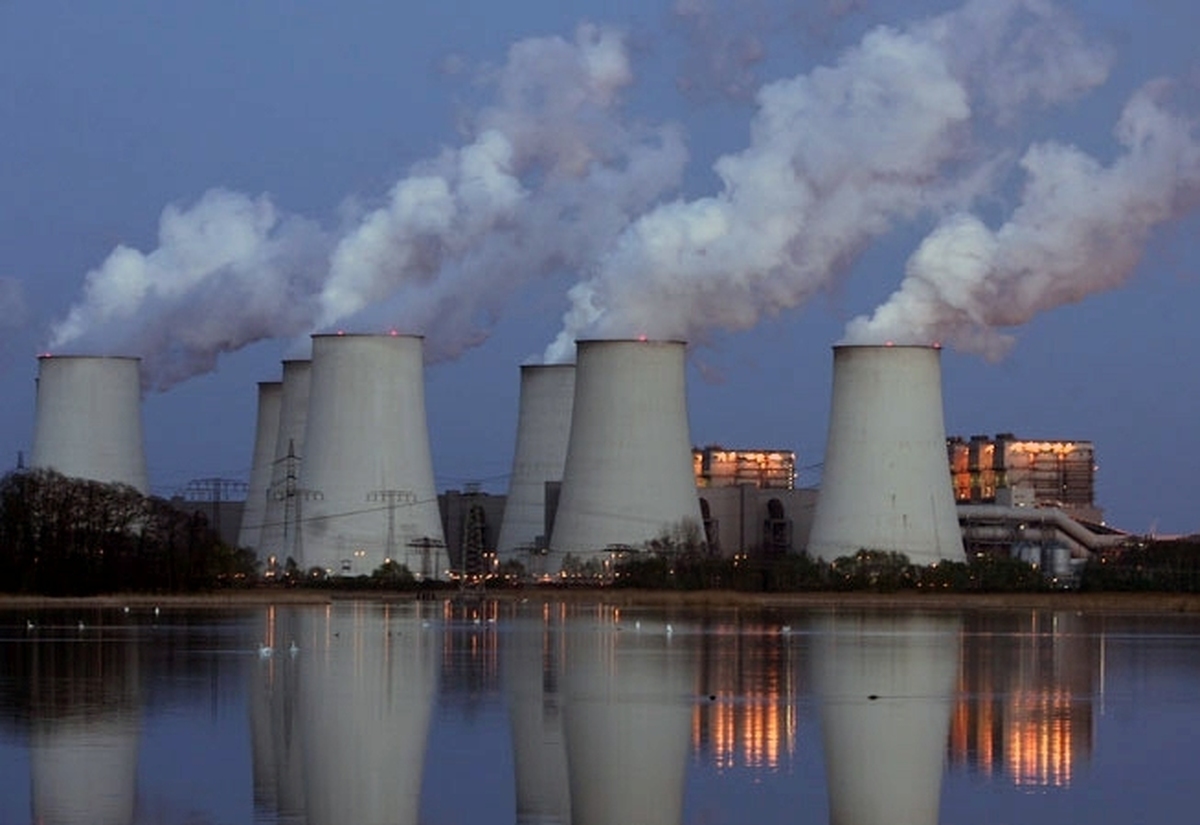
543 0 1114 362
844 80 1200 354
49 25 685 388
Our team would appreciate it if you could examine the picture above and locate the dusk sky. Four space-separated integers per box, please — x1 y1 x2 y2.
2 0 1198 535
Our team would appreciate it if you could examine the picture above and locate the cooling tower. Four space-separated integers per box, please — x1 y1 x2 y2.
808 345 964 565
30 355 148 493
497 364 576 563
549 340 704 567
238 381 283 554
259 360 311 566
298 334 448 579
812 613 961 825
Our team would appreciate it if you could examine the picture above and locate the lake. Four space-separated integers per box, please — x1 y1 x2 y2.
1 598 1198 824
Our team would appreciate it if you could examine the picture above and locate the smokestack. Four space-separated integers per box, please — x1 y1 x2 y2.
808 345 964 565
497 364 576 563
238 381 283 554
30 355 148 493
549 339 703 566
297 334 447 579
259 360 311 567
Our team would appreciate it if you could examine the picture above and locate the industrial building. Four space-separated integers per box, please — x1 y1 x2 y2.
948 433 1126 575
948 434 1100 522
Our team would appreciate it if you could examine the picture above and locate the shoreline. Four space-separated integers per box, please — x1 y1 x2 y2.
2 588 1200 615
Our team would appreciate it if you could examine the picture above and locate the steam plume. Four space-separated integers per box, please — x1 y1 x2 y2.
544 0 1112 362
844 80 1200 354
49 25 685 388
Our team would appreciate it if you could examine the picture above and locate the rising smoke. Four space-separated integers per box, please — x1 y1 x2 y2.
49 25 685 389
843 80 1200 354
48 1 1196 385
543 0 1116 362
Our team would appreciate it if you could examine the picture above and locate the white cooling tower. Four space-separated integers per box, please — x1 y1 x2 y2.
497 364 576 562
812 613 961 825
549 340 704 567
298 334 448 579
259 360 311 566
30 355 148 493
808 345 964 565
238 381 283 554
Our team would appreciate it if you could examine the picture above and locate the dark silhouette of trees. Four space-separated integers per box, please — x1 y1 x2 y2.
0 469 256 595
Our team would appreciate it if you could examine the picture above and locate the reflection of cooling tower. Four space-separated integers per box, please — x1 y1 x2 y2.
812 613 960 825
550 340 703 564
497 364 575 562
808 345 964 565
503 616 571 825
260 360 311 566
563 618 696 825
26 633 141 825
296 603 437 825
31 355 148 493
298 335 447 579
249 606 306 823
31 715 140 825
238 381 283 554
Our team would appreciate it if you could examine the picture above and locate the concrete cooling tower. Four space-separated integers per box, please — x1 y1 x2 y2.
808 345 964 566
259 359 311 566
298 334 448 579
30 355 148 493
549 340 704 568
497 364 575 563
812 613 961 825
238 381 283 554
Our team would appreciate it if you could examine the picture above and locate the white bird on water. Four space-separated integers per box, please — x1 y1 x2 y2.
665 623 674 637
77 620 85 631
25 620 34 631
288 640 300 656
258 643 274 658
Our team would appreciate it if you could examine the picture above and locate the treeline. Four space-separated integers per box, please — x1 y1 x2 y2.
0 469 256 595
609 549 1051 593
1079 540 1200 592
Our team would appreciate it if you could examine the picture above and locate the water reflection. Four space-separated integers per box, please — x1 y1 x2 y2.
812 612 961 825
502 602 571 825
251 602 439 825
1 603 1198 824
561 608 697 825
950 611 1098 788
24 622 141 825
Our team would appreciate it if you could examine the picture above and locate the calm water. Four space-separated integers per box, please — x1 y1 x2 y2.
1 599 1198 825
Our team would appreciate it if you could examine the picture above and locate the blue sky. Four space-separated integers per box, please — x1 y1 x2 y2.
2 0 1198 535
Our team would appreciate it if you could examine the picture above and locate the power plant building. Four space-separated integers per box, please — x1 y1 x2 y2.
947 434 1100 523
694 446 795 490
